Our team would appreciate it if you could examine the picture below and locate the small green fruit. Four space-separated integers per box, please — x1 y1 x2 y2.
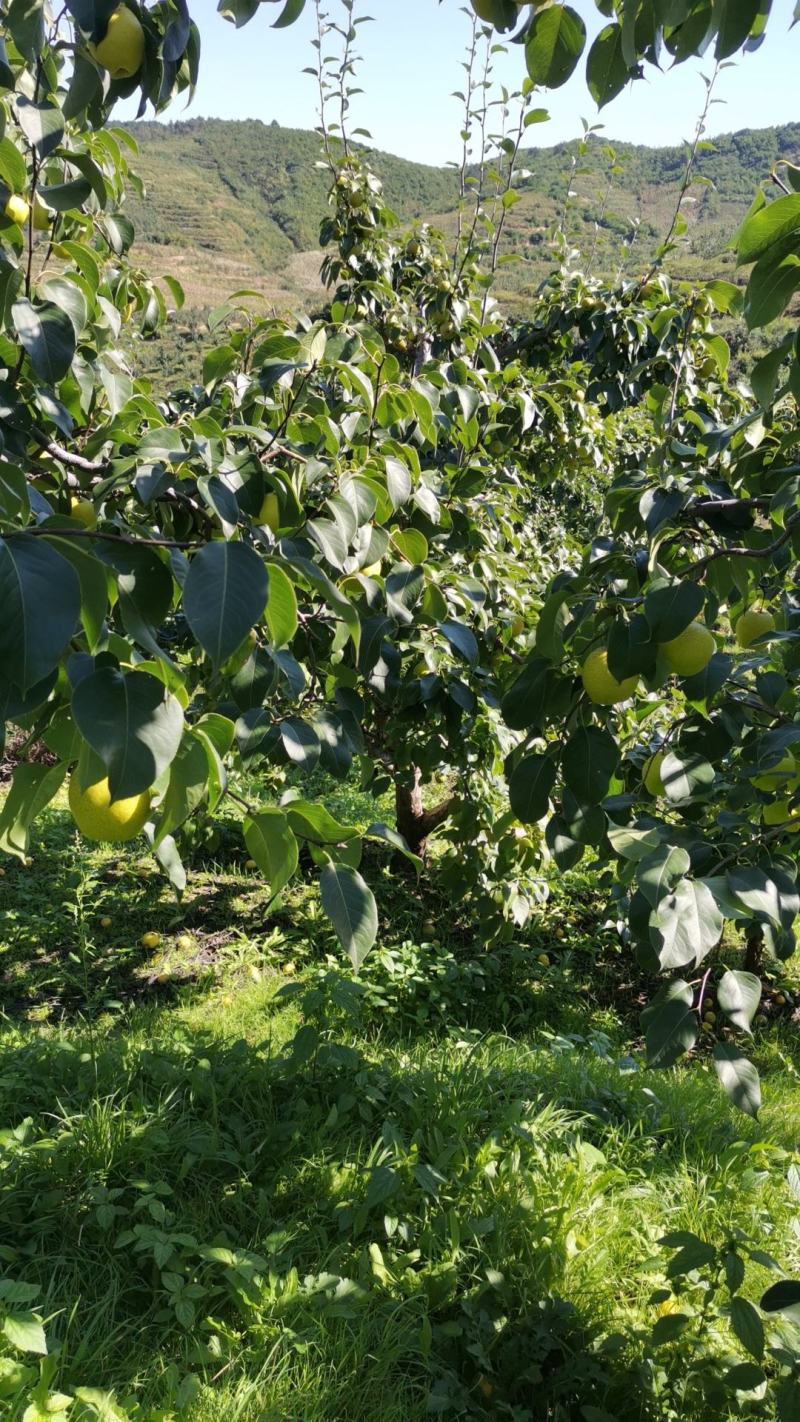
642 752 665 798
735 608 775 649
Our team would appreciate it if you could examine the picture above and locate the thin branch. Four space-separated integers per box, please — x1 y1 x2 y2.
38 440 110 474
21 525 201 549
687 510 800 578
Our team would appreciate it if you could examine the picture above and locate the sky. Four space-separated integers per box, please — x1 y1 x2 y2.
150 0 800 166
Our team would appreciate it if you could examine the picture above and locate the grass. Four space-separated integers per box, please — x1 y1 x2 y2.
2 801 800 1419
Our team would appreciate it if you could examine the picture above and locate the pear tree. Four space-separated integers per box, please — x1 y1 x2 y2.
0 0 799 1117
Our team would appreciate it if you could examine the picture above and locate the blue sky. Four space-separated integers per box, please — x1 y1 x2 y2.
156 0 800 165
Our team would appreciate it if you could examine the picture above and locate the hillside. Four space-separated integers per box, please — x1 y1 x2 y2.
123 116 800 381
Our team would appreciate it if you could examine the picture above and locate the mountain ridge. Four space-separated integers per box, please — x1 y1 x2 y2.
122 115 800 333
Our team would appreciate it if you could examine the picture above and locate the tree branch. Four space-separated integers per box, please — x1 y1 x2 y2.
688 510 800 578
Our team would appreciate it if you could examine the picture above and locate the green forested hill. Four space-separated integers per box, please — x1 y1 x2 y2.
124 115 800 381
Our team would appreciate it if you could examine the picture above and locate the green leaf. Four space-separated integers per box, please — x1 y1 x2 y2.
243 809 298 896
745 246 800 329
501 657 558 731
265 563 298 647
724 1362 766 1393
760 1280 800 1316
586 23 629 107
509 753 556 824
49 537 109 654
644 994 698 1068
525 4 586 88
0 535 80 692
0 760 67 861
717 970 761 1034
285 800 359 844
72 667 184 799
2 1311 47 1354
183 541 268 667
729 1296 764 1361
645 582 705 642
320 862 378 970
659 751 715 803
15 96 64 157
153 733 210 848
438 619 478 665
363 822 422 872
150 830 187 898
736 193 800 265
728 867 797 927
12 298 76 383
637 845 692 907
649 878 724 969
714 1043 761 1118
562 727 619 805
0 135 26 192
280 717 320 770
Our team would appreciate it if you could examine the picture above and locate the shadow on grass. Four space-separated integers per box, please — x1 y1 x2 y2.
0 1001 782 1422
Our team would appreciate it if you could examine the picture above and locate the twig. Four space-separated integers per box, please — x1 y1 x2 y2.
21 526 201 549
687 510 800 578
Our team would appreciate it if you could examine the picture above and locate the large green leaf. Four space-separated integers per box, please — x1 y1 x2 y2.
736 193 800 265
745 246 800 329
649 877 724 969
526 4 586 88
15 96 64 156
644 990 698 1068
285 800 359 843
243 808 298 896
717 970 761 1035
320 862 378 970
2 1311 47 1354
72 666 184 798
714 1043 761 1118
265 563 298 647
0 535 80 692
12 298 76 383
183 541 268 667
562 727 619 805
154 733 210 847
509 753 556 824
645 582 705 642
0 760 67 861
586 22 629 107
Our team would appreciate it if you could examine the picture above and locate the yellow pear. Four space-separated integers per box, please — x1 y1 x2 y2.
90 4 145 79
753 752 799 793
32 197 51 231
4 194 29 226
70 497 97 530
257 491 280 532
642 752 665 797
581 648 638 705
69 774 151 843
763 799 800 833
735 608 775 649
662 622 715 678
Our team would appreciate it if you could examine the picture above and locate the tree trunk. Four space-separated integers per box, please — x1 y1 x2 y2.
395 766 454 858
744 922 764 976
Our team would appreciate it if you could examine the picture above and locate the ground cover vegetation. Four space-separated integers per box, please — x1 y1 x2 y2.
2 0 800 1416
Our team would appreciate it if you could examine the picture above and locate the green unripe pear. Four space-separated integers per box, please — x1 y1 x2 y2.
735 607 776 649
642 752 665 798
753 752 799 793
662 622 715 678
581 648 638 705
257 491 280 532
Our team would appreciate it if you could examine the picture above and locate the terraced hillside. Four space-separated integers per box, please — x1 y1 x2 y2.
124 116 800 384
